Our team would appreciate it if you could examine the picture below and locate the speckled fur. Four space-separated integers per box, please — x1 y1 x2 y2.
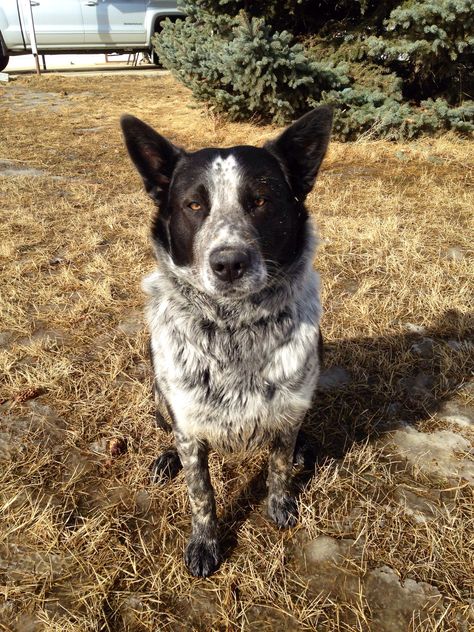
144 221 321 575
121 107 333 577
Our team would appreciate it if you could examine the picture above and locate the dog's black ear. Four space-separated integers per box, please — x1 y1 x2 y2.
120 114 183 204
265 106 333 200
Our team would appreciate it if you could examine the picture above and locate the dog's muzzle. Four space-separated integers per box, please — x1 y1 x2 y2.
209 247 251 284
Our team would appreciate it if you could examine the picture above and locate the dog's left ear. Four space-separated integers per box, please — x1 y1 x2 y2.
265 106 333 201
120 114 184 205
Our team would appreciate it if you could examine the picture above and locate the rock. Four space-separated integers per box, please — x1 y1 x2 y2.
393 486 438 523
318 366 351 391
74 126 105 134
399 371 434 401
438 400 474 428
304 535 356 564
0 415 30 461
0 159 46 177
403 323 427 335
17 327 71 348
0 331 13 348
135 489 151 513
366 565 442 632
49 256 69 266
446 339 473 352
444 247 465 262
88 437 108 455
410 338 435 360
118 594 145 628
384 425 474 484
117 312 143 335
0 543 65 581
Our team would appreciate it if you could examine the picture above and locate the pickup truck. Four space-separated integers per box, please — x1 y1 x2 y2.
0 0 183 71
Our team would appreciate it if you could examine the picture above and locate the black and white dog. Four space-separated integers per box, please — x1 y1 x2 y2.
121 106 333 577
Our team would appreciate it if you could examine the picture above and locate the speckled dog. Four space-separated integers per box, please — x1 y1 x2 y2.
121 107 333 577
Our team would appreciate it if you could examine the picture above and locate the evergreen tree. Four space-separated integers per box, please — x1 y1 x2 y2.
154 0 474 139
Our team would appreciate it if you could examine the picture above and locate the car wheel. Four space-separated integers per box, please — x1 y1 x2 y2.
0 53 9 72
151 47 161 67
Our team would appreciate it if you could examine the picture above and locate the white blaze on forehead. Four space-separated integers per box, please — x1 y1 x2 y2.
208 154 241 211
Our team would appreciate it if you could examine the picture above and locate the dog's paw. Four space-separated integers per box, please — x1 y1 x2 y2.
150 449 182 484
293 431 317 469
184 536 221 578
267 494 298 529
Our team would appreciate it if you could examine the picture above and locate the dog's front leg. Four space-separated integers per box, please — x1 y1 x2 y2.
267 427 301 528
176 432 221 577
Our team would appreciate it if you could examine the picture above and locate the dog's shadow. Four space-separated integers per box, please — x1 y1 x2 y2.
219 308 472 557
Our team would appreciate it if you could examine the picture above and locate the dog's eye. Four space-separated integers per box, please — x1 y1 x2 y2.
254 197 266 208
188 201 201 211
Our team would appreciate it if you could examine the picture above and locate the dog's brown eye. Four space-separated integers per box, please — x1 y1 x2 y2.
254 197 266 208
189 201 201 211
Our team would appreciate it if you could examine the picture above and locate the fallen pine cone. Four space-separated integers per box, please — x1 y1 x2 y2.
15 387 43 403
108 437 127 458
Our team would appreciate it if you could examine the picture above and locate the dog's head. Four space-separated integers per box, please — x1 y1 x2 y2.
121 107 332 298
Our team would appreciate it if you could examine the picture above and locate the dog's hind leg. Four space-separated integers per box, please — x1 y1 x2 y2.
176 433 221 577
148 339 173 431
151 447 182 483
293 329 323 468
148 339 182 482
149 389 183 483
267 426 301 529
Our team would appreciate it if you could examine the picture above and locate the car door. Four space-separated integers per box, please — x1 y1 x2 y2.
20 0 84 47
81 0 147 47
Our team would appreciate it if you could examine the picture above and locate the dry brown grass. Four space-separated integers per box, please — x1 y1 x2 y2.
0 73 473 631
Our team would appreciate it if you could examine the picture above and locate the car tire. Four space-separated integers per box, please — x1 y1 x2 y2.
0 53 9 72
151 47 161 67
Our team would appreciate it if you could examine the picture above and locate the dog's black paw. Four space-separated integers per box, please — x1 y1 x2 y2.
150 449 182 484
184 536 221 578
267 494 298 529
293 431 317 469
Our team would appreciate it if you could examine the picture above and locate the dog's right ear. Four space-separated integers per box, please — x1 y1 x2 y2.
120 115 183 205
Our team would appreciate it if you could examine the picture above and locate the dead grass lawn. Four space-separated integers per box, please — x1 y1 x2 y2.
0 73 473 631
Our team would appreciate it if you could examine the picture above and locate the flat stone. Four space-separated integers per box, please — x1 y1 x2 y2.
444 247 465 262
446 339 473 353
118 594 145 628
318 366 351 391
117 311 143 336
304 535 356 564
0 416 30 461
0 160 46 177
366 565 442 632
403 322 427 335
0 543 65 581
384 425 474 484
410 338 435 359
438 400 474 428
17 327 71 348
0 331 13 348
74 126 105 134
399 371 435 401
393 486 438 523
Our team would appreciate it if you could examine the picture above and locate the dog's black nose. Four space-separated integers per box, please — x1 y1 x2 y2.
209 248 250 283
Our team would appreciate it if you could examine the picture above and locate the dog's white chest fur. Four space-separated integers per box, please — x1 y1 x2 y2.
144 259 322 452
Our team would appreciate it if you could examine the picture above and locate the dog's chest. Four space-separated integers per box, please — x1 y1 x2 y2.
147 275 321 450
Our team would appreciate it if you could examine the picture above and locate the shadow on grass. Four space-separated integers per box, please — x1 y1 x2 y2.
219 308 472 557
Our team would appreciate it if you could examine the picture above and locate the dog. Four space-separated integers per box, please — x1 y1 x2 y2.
120 106 333 577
